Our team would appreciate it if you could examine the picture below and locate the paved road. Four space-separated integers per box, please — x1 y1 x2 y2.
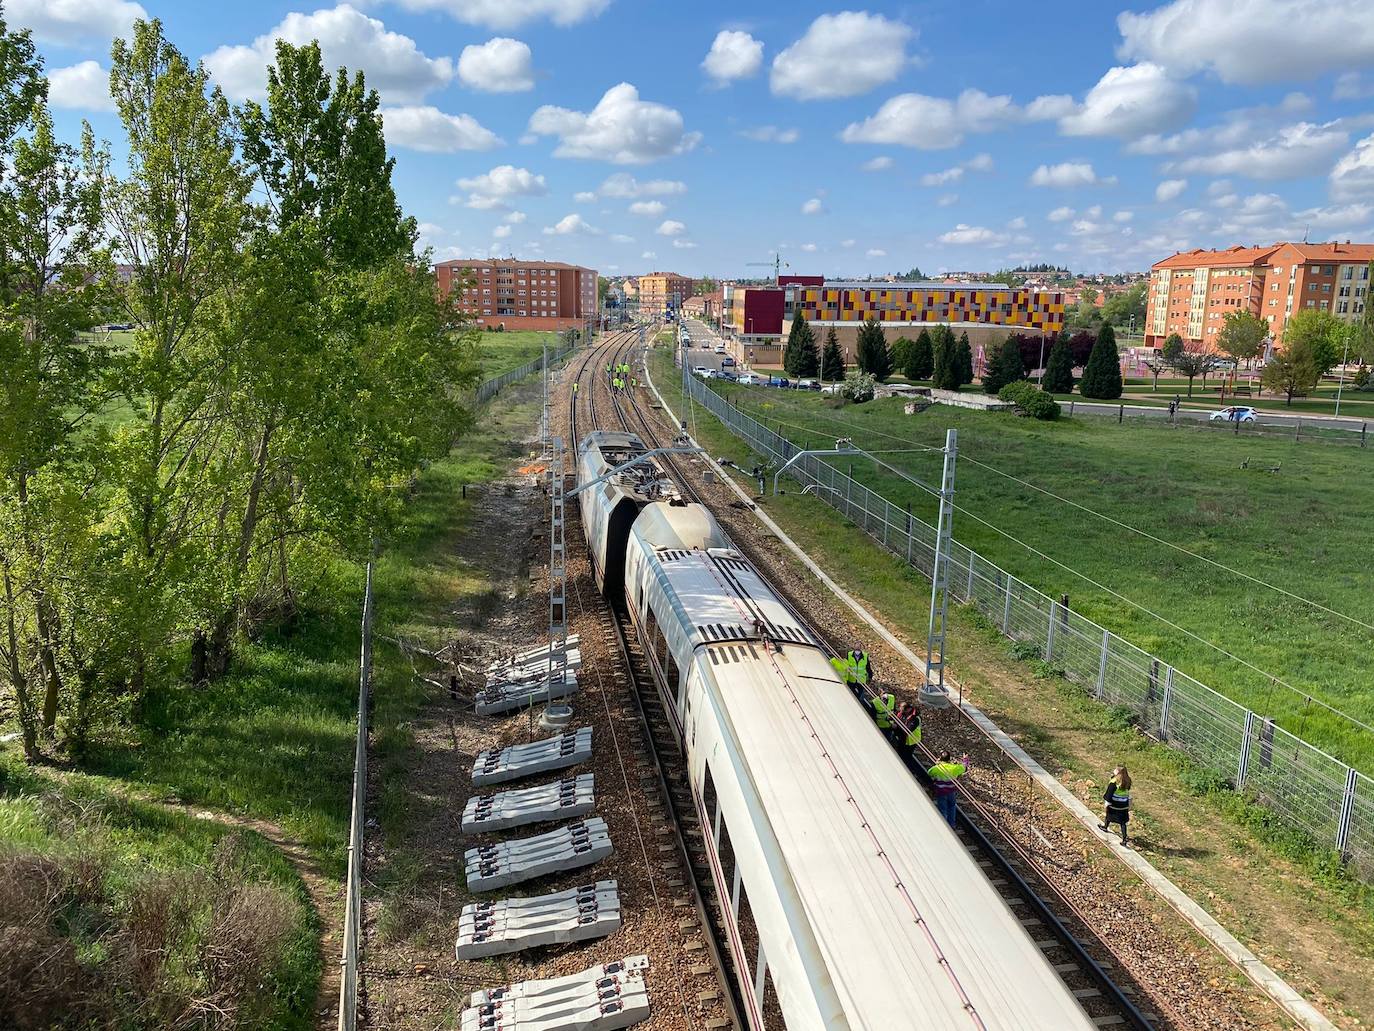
1067 400 1368 434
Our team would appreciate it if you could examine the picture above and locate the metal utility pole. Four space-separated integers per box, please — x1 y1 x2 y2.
924 429 958 703
542 437 567 740
541 339 550 455
1335 327 1352 417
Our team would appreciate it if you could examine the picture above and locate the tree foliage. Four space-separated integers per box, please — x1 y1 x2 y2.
783 313 818 377
981 335 1026 395
930 325 959 391
820 327 845 381
956 332 974 387
1284 308 1343 376
905 328 934 380
1216 310 1268 364
0 24 479 761
1041 335 1075 393
855 318 891 381
1262 336 1321 405
1078 323 1123 399
1163 338 1218 397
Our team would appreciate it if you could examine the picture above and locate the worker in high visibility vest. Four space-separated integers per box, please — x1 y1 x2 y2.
928 753 969 828
871 690 896 731
1099 765 1132 846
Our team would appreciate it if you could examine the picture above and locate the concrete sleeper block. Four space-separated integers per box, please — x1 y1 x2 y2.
461 955 650 1031
472 727 593 786
456 880 621 959
464 817 612 893
463 774 596 833
475 671 580 716
487 636 582 675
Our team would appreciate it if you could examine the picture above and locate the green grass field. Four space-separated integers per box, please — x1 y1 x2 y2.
477 329 569 377
659 349 1374 773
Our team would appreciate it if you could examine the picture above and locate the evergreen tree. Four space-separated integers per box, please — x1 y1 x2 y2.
956 331 974 386
906 328 934 380
855 317 892 381
1079 323 1123 399
795 318 820 377
1041 335 1075 394
783 312 815 376
931 325 959 391
982 336 1026 394
821 327 845 381
891 337 914 376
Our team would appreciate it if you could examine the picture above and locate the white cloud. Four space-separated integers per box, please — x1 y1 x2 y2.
1007 216 1027 230
492 224 512 239
47 61 114 112
1029 162 1114 187
1047 206 1075 221
1331 132 1374 201
610 233 634 243
574 191 596 203
503 210 527 224
862 156 894 172
1160 121 1351 180
641 251 657 260
527 83 699 164
1057 63 1196 138
702 30 763 84
1026 94 1077 120
841 89 1021 149
455 164 547 208
391 0 608 30
543 213 597 235
628 200 666 216
771 11 912 100
1114 210 1134 222
937 193 959 207
738 126 800 143
672 239 697 249
965 152 994 172
939 223 1008 245
8 0 145 46
598 173 687 198
380 106 502 152
801 197 826 215
921 167 963 187
1117 0 1374 86
866 248 887 257
1207 179 1234 197
458 37 535 92
1155 178 1188 201
205 4 453 104
800 243 818 252
656 219 686 237
841 239 857 248
1334 71 1374 100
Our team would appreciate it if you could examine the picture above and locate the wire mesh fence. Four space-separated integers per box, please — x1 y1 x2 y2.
473 338 577 404
1062 400 1371 449
683 372 1373 880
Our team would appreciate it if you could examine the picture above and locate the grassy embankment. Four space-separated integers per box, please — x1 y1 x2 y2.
0 371 543 1027
478 330 571 377
653 344 1374 1025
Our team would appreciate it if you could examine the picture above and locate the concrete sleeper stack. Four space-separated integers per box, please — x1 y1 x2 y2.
474 668 579 716
472 728 593 787
460 955 650 1031
462 775 595 833
455 880 621 959
465 817 612 892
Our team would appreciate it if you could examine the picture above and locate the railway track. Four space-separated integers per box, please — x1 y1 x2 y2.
563 330 744 1031
599 329 1164 1031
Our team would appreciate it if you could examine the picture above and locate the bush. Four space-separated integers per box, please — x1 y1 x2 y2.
840 370 876 403
998 380 1061 420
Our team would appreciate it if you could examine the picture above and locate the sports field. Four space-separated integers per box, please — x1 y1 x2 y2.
662 352 1374 772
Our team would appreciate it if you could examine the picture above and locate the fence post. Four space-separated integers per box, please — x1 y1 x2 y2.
905 503 914 566
1002 577 1013 634
965 553 976 600
1069 400 1075 417
1363 423 1367 448
1118 404 1124 424
1159 666 1175 740
1295 418 1301 442
1237 710 1255 788
1046 599 1058 660
846 464 853 520
861 484 869 531
1337 768 1359 854
1095 629 1110 700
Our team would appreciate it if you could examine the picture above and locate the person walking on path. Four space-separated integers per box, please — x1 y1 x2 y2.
928 753 969 829
1099 765 1132 846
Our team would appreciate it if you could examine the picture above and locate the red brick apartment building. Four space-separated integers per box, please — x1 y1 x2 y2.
1145 241 1374 351
435 258 597 331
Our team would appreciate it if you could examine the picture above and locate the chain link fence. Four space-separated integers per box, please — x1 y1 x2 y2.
682 372 1373 881
473 338 577 404
1063 400 1371 448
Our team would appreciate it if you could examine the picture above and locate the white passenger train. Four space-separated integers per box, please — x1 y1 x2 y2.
578 431 1096 1030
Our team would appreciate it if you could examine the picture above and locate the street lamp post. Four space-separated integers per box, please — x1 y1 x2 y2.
1037 335 1047 386
1335 327 1352 417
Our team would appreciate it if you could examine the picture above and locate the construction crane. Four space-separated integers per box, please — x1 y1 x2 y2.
745 253 789 284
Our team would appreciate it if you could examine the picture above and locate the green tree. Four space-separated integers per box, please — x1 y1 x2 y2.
1041 335 1075 393
982 336 1025 394
1078 324 1123 399
1356 261 1374 364
0 5 45 179
1216 310 1268 365
1100 282 1147 331
1262 337 1321 405
855 317 891 380
820 327 845 381
1164 341 1216 396
783 312 816 376
1284 308 1342 376
931 325 959 391
956 331 974 387
890 336 913 377
905 328 934 380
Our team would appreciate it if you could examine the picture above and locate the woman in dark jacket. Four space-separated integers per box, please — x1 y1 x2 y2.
1099 765 1132 845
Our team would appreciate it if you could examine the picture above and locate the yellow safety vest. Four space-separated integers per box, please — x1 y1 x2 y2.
872 693 895 728
904 723 922 747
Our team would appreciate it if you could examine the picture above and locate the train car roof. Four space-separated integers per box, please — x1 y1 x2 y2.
701 648 1096 1031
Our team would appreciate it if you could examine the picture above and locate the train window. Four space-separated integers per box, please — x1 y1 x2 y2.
736 882 761 990
716 817 736 912
701 763 718 832
760 967 786 1031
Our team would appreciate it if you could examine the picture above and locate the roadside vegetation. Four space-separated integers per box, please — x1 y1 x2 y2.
660 348 1374 773
0 14 485 1027
478 328 583 377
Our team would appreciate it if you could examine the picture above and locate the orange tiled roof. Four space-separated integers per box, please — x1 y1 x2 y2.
1151 245 1281 270
1279 241 1374 262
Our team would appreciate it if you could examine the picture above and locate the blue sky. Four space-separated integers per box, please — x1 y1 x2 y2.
11 0 1374 277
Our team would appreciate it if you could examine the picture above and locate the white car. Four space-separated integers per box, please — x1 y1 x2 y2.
737 374 761 386
692 365 711 377
715 345 727 354
1210 405 1258 423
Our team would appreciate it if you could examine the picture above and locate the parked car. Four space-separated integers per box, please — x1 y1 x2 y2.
714 345 727 354
737 373 760 385
692 365 710 378
796 378 820 391
1210 405 1259 423
820 383 841 395
719 370 738 382
768 376 791 388
721 356 736 367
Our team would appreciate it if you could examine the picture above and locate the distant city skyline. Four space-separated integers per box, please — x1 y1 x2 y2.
12 0 1374 277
